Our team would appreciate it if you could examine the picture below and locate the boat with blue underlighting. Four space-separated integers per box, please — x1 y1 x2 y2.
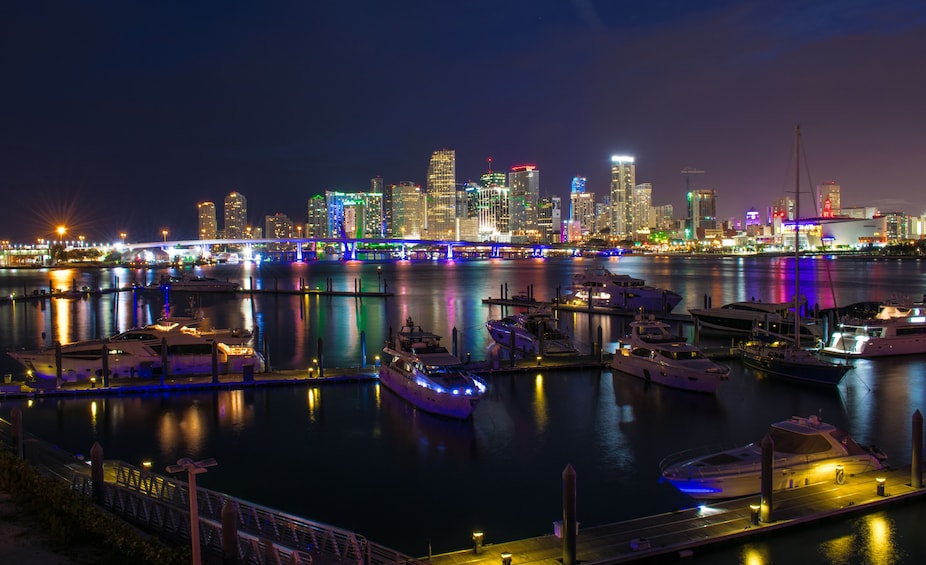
660 414 886 500
379 317 487 419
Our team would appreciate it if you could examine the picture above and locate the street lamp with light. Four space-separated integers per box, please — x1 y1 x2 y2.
120 232 127 245
166 457 217 565
162 229 169 242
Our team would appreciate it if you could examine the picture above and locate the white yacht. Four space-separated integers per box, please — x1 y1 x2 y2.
486 306 580 357
157 275 241 292
7 317 264 382
610 316 730 393
379 317 487 419
660 414 886 499
823 301 926 357
561 266 682 313
689 300 825 344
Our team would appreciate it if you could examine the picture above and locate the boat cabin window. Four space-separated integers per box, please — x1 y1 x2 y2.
768 428 833 454
659 350 704 361
630 348 653 358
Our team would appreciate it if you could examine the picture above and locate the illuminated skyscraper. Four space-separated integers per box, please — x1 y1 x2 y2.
197 201 217 240
570 176 586 221
633 183 653 237
425 149 456 239
609 156 635 239
306 195 327 237
818 181 841 217
509 165 539 243
391 182 423 239
686 189 718 240
224 191 248 239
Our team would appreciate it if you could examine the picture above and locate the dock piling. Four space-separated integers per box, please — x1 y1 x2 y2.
760 433 774 523
563 464 577 565
913 410 923 488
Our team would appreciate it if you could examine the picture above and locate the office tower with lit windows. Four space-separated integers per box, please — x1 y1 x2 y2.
197 201 217 240
264 213 294 240
686 189 718 239
633 183 653 239
391 182 423 239
609 156 636 239
509 165 539 242
372 176 388 236
537 196 562 243
818 181 841 217
425 149 456 239
224 192 248 239
306 195 327 237
570 176 586 221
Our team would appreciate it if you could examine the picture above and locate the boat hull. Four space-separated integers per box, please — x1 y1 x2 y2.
485 325 579 356
739 344 850 385
824 333 926 358
378 366 480 419
610 350 727 393
663 454 882 499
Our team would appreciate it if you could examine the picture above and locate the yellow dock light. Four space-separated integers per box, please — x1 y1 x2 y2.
537 355 542 366
472 530 484 554
835 464 845 484
876 477 886 496
749 504 760 525
501 551 512 565
90 376 96 388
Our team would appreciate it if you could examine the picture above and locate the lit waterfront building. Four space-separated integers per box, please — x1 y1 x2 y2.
609 156 636 240
224 192 248 239
325 190 383 238
306 195 327 238
633 183 653 241
686 189 718 240
390 182 423 239
264 213 294 239
595 197 610 235
197 201 217 240
471 184 510 242
372 176 387 236
818 180 841 217
653 204 674 232
425 149 456 240
509 164 539 243
537 196 562 243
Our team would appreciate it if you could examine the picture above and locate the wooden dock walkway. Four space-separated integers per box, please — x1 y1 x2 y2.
428 465 923 565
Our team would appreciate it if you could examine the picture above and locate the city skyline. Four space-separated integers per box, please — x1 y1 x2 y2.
2 1 925 242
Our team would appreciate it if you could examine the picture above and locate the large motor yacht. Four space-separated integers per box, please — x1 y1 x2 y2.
379 317 487 419
823 301 926 357
486 306 580 357
561 266 682 314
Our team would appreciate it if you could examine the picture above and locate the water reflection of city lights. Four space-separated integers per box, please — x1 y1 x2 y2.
533 374 548 432
864 513 896 565
740 545 770 565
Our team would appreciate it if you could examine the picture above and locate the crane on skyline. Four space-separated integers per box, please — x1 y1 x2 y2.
681 167 705 192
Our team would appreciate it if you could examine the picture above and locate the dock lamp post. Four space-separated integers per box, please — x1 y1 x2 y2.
162 229 169 242
472 530 484 554
377 266 382 292
166 457 217 565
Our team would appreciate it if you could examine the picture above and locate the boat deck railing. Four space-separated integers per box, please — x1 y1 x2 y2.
658 442 758 474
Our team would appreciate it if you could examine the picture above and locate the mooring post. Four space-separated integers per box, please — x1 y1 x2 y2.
509 328 515 368
91 441 104 503
55 341 62 388
913 410 923 488
160 337 169 384
101 344 109 387
760 432 774 522
452 327 458 358
222 500 240 564
597 325 603 360
211 341 219 383
317 337 325 378
563 464 577 565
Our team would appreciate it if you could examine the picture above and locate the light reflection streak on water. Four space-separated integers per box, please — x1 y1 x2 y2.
306 388 321 424
533 374 547 433
157 404 206 459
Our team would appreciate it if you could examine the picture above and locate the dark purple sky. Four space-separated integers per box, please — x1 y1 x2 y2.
2 1 925 242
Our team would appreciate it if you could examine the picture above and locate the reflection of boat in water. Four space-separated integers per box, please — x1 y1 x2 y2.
610 316 730 393
823 301 926 358
485 306 580 357
379 317 487 419
157 275 240 292
561 266 682 313
7 316 264 382
660 414 887 499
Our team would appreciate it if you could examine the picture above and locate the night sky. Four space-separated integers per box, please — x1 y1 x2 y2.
3 1 925 243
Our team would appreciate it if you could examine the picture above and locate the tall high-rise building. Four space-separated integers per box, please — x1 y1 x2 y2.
609 156 636 239
686 189 718 239
818 181 841 217
224 191 248 239
537 196 562 243
570 176 586 221
197 201 217 240
425 149 456 239
390 182 423 239
372 176 388 236
264 213 294 239
633 183 653 238
509 165 539 243
306 195 327 237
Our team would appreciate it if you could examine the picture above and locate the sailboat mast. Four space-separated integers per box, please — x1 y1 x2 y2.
794 125 801 344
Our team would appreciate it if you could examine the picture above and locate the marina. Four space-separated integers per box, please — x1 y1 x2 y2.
2 256 926 562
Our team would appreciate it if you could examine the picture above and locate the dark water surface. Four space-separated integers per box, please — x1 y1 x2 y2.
2 255 926 563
